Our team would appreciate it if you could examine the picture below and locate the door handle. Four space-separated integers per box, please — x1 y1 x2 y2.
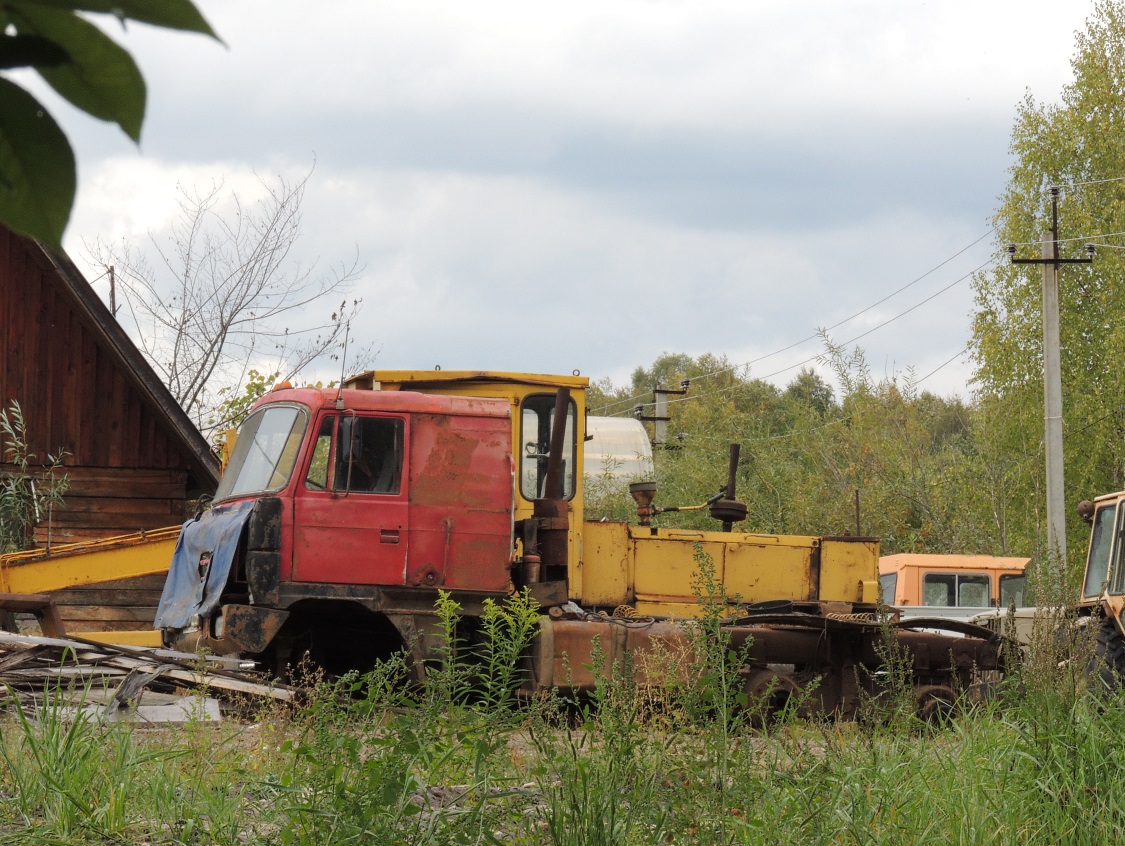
380 529 400 544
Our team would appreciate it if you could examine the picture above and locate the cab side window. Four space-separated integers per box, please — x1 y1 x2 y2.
519 394 577 501
1000 574 1027 607
879 572 897 605
336 417 404 494
305 417 335 490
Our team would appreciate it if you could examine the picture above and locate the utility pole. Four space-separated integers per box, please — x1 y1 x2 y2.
1008 187 1095 571
634 380 690 447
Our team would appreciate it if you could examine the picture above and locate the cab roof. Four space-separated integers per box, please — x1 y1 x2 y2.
251 386 511 418
345 369 589 391
879 553 1029 575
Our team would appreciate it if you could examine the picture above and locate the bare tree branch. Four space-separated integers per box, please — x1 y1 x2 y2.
86 165 367 437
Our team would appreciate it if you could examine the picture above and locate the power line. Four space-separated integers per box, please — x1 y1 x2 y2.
679 413 852 449
1060 174 1125 190
1077 240 1125 250
599 215 1125 417
591 229 995 415
683 230 993 384
915 347 968 386
662 257 996 410
1047 230 1125 246
1006 229 1125 248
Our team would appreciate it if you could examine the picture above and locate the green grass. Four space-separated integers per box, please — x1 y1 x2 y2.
5 596 1125 844
6 675 1125 844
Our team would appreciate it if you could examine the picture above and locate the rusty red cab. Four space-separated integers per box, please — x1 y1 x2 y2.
155 387 514 662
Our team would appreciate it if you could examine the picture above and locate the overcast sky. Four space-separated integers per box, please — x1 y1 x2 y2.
50 0 1092 406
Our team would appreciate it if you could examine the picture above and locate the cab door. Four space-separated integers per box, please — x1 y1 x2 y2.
292 413 410 585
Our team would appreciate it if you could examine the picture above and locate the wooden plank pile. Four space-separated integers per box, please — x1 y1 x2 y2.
0 629 295 722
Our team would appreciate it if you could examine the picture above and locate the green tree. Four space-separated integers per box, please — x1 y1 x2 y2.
593 347 1011 556
971 0 1125 578
785 367 836 416
0 1 218 249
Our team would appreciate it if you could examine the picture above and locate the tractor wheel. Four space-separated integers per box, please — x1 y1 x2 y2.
1093 619 1125 694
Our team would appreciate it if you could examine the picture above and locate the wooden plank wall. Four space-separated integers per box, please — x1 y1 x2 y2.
49 573 167 633
35 468 191 544
0 227 205 544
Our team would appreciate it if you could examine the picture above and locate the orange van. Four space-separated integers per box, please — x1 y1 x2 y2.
879 554 1029 611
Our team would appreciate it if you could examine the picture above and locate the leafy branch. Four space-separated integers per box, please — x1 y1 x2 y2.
0 1 219 248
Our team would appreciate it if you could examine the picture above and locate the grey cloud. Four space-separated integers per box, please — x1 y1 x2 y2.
134 93 1014 235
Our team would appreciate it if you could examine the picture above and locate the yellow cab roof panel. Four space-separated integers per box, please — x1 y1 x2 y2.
345 369 589 391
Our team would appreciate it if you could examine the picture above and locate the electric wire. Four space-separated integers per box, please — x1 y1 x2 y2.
1078 241 1125 250
591 229 996 415
1010 230 1125 247
597 216 1125 419
1058 174 1125 190
662 257 996 410
672 230 992 384
915 346 969 387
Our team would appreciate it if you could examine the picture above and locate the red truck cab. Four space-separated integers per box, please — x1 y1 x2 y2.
155 387 515 666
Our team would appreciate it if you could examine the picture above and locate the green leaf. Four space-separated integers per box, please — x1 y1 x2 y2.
0 33 69 69
0 77 75 249
9 5 145 140
14 0 219 39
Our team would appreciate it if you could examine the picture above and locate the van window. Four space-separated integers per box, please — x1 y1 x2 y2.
999 573 1027 607
958 575 990 607
921 572 990 608
879 572 897 605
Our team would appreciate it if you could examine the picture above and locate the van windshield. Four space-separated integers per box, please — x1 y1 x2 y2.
215 405 309 500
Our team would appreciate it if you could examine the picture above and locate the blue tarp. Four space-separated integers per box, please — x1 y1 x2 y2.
153 499 255 630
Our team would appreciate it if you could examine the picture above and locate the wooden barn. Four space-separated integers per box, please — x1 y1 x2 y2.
0 225 219 632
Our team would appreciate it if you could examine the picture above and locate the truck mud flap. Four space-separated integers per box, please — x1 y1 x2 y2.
218 604 290 654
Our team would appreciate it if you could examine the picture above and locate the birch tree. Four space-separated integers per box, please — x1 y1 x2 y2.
971 0 1125 576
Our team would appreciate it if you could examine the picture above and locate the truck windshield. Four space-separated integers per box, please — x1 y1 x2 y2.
214 405 309 500
921 572 990 607
1085 503 1117 598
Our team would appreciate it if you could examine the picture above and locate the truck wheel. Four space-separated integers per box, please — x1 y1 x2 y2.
913 685 956 725
742 668 799 725
1093 620 1125 693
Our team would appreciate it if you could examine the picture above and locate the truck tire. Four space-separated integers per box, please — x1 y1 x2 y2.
1094 619 1125 693
913 684 956 724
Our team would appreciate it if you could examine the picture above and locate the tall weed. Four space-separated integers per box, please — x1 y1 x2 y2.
0 400 68 553
530 641 670 846
0 684 174 840
424 587 541 714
